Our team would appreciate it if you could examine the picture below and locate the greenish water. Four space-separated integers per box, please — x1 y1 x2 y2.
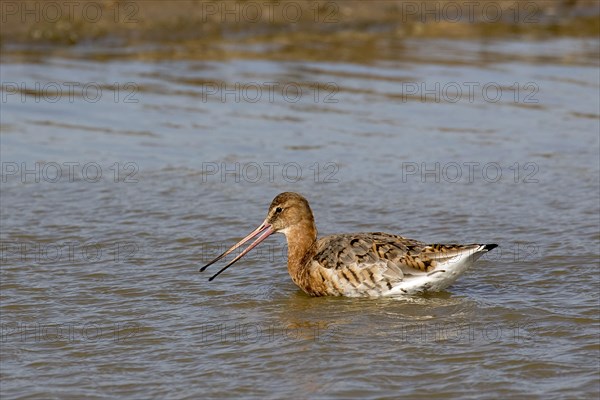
1 37 599 399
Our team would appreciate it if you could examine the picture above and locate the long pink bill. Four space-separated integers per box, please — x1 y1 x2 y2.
200 222 274 281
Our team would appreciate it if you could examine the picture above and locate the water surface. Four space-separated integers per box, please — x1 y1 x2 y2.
1 37 599 399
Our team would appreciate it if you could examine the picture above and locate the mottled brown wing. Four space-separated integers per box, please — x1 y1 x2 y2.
309 233 410 295
311 232 482 295
307 232 495 296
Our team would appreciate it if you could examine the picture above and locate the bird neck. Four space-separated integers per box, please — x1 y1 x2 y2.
284 220 318 279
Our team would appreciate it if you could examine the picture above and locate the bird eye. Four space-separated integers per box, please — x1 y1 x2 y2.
275 207 283 213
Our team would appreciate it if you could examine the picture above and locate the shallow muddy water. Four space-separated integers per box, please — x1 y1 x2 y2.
1 37 599 399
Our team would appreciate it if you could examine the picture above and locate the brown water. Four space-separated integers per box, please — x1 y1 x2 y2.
1 37 599 399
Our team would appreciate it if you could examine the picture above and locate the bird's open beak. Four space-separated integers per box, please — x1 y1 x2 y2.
200 221 274 281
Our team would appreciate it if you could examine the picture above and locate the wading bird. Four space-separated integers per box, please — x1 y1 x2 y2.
201 192 497 297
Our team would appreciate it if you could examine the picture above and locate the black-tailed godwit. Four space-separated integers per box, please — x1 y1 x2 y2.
200 192 497 297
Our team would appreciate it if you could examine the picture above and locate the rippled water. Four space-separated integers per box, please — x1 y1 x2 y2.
1 38 599 399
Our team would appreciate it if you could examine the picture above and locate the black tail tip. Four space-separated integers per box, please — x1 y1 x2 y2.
484 244 498 251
